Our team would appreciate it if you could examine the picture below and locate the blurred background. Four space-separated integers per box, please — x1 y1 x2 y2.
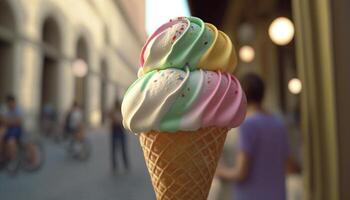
0 0 349 200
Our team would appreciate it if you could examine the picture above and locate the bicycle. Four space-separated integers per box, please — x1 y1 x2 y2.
63 130 92 161
0 139 45 175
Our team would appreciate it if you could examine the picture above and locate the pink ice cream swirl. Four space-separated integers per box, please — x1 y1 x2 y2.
180 70 247 130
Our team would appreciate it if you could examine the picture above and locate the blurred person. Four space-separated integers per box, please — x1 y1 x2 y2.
0 108 6 165
216 73 299 200
109 99 129 172
41 103 57 136
64 101 84 141
0 95 40 171
65 101 85 154
209 128 239 200
2 95 23 169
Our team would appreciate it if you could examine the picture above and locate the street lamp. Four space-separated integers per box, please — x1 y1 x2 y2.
72 59 88 77
239 45 255 63
268 17 295 45
288 78 302 94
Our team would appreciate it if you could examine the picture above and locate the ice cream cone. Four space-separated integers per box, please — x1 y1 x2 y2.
139 127 228 200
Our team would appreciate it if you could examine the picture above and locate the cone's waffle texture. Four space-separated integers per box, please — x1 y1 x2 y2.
139 127 228 200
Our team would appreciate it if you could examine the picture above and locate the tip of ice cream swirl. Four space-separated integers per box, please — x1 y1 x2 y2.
139 16 237 77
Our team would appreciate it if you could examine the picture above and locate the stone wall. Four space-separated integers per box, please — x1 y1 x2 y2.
0 0 144 130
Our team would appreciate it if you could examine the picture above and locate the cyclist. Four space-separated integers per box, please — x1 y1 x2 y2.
1 95 24 170
64 102 85 155
0 95 41 172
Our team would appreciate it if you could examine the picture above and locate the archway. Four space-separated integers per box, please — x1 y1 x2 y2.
40 16 61 119
0 0 16 100
74 37 89 114
100 60 108 123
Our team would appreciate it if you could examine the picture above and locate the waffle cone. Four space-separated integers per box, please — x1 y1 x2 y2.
139 127 228 200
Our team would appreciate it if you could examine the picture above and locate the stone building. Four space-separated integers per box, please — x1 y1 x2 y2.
0 0 146 129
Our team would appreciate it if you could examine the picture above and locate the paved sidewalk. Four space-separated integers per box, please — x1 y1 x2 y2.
0 129 155 200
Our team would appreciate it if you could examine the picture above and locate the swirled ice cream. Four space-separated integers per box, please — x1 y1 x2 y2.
139 16 237 76
122 68 245 132
122 16 246 133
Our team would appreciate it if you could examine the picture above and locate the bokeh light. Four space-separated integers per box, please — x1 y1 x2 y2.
90 109 102 126
288 78 302 94
269 17 295 45
239 45 255 63
72 59 88 78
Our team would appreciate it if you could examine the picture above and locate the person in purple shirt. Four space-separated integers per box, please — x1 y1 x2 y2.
216 73 298 200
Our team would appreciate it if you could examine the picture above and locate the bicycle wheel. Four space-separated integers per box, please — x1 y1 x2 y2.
5 156 20 175
72 139 92 161
21 141 45 172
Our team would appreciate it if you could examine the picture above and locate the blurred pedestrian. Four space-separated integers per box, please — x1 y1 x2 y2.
109 99 129 172
0 106 6 165
41 103 57 137
216 73 299 200
64 101 84 141
209 128 239 200
63 101 87 157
